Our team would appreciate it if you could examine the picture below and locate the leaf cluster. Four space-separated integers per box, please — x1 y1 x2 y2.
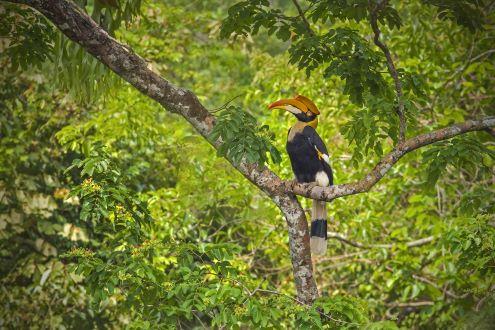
64 236 386 328
209 105 281 166
289 28 390 104
310 0 401 29
422 135 495 187
421 0 487 32
220 0 304 40
0 4 55 70
64 142 151 239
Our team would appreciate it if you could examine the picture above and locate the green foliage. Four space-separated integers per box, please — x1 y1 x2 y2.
310 0 402 29
64 143 152 238
221 0 304 40
340 95 398 166
210 105 281 166
221 1 398 105
421 0 486 31
0 4 55 70
64 236 377 328
2 0 495 328
50 35 120 103
0 73 121 328
443 215 495 272
0 0 143 102
422 136 495 186
289 28 390 104
46 0 143 102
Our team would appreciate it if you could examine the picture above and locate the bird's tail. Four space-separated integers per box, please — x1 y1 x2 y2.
310 199 327 255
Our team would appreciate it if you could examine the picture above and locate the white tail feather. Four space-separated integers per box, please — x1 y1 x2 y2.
310 199 327 255
310 237 327 255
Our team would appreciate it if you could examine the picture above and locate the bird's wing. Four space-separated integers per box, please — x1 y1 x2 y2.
302 126 331 166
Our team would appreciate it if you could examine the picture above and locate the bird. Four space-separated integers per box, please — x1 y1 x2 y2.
268 95 333 255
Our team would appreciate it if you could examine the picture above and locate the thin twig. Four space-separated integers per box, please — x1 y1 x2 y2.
369 0 406 142
209 93 245 113
327 232 435 249
475 284 495 311
254 289 360 326
291 0 315 36
439 37 478 91
412 274 468 300
386 301 434 308
248 223 281 267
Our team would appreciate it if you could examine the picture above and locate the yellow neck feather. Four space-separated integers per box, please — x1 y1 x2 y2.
307 117 318 129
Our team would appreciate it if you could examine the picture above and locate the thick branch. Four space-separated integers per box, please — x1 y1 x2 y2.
286 116 495 202
10 0 318 304
369 0 406 142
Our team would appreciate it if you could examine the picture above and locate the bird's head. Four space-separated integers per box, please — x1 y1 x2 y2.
268 95 320 128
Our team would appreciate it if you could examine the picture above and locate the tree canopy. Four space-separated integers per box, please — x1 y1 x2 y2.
1 0 494 328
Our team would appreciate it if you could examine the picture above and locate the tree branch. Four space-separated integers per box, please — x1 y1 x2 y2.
484 127 495 138
8 0 319 304
291 0 315 36
286 116 495 202
327 232 435 249
369 0 406 142
386 301 434 308
411 274 468 300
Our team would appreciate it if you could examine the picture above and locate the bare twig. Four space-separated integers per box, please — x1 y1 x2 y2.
369 0 406 142
387 301 434 308
209 93 245 113
327 232 435 249
475 284 495 311
443 48 495 90
248 223 281 267
412 274 468 300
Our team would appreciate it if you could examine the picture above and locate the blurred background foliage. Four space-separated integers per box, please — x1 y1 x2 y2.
0 0 494 328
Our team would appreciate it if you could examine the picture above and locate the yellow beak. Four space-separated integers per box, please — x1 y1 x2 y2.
268 98 309 113
268 95 320 115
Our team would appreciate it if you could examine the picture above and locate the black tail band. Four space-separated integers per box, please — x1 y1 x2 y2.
310 219 327 239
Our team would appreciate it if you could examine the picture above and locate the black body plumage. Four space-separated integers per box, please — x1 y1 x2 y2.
286 126 333 184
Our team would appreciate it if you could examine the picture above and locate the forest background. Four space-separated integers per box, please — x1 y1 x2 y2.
1 0 494 328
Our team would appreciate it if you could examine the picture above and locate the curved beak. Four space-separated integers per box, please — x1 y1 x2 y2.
268 98 308 113
268 99 291 111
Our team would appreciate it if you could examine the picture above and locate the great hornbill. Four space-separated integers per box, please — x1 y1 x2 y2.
269 95 333 255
